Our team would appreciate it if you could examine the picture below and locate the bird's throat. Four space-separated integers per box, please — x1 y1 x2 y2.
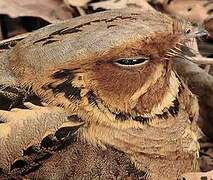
80 70 182 140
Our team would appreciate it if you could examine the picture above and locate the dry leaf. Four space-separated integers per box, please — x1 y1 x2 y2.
204 15 213 38
181 170 213 180
0 0 73 23
162 0 213 23
90 0 153 11
64 0 91 7
200 154 213 171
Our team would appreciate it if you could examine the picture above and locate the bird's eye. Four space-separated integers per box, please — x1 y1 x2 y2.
115 56 149 67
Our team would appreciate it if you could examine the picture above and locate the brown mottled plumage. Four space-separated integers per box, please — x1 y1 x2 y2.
0 8 199 179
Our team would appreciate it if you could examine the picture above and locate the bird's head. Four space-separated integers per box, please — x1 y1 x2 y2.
10 9 196 124
65 9 195 122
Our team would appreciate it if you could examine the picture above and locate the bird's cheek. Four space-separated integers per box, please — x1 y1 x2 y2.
87 65 150 113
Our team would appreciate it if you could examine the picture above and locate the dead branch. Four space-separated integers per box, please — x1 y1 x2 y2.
174 58 213 109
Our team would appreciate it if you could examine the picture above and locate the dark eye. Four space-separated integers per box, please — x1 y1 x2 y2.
115 56 149 67
185 28 191 34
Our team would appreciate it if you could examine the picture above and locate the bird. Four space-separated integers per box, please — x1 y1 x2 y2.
0 8 199 179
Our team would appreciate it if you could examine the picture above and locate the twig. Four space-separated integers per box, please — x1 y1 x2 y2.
185 55 213 65
200 142 213 149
